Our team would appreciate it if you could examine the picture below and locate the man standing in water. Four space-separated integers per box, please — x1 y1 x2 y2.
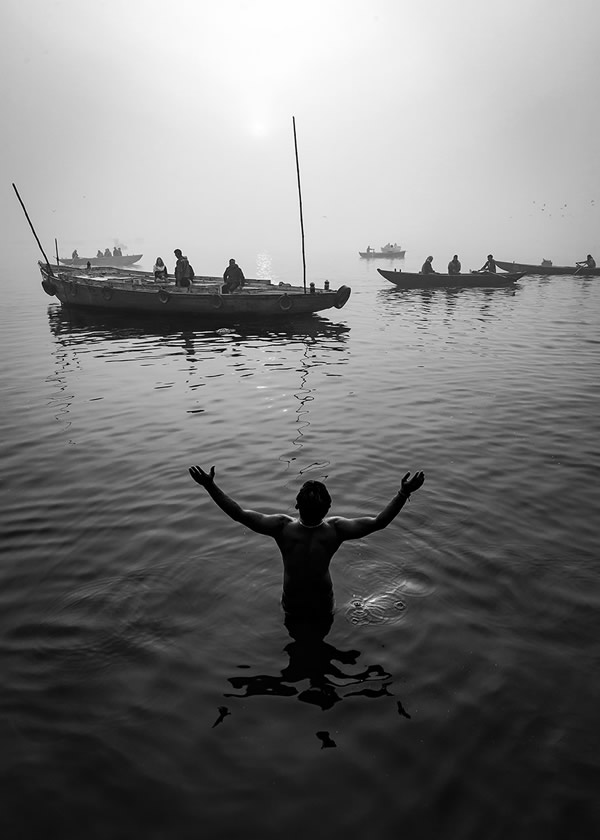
188 466 425 618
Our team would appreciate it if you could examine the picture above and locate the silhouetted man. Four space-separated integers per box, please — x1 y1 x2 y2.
189 466 425 618
222 258 245 293
478 254 497 273
174 248 193 289
448 255 461 275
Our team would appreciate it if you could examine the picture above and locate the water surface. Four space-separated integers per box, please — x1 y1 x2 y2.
1 254 599 839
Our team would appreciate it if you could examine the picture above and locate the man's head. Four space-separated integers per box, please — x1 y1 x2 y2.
229 258 236 265
487 254 493 260
295 480 332 523
174 249 182 258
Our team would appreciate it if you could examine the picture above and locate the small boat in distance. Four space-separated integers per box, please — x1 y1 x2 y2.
60 253 143 267
495 259 600 277
359 243 406 259
377 268 524 289
39 262 351 319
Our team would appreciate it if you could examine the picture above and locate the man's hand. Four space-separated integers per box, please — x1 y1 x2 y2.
401 470 425 495
189 465 216 489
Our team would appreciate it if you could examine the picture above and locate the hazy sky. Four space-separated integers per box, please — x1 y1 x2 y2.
2 0 599 269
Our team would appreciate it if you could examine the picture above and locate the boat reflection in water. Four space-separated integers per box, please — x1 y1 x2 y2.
47 305 351 347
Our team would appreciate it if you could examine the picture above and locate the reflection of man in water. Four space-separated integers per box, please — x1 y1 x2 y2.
188 466 425 620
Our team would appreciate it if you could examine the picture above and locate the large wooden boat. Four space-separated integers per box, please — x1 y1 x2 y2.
495 259 600 277
377 268 524 289
39 262 352 318
60 254 143 267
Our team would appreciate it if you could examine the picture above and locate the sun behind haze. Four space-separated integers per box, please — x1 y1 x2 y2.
2 0 599 270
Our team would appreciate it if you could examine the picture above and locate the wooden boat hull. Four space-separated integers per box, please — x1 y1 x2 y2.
495 260 600 277
377 268 524 289
360 250 405 259
39 263 351 318
60 254 143 267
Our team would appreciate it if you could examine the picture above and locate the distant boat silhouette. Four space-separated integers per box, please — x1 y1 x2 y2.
360 244 405 259
60 254 143 267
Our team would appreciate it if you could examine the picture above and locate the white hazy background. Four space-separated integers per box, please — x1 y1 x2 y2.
2 0 599 274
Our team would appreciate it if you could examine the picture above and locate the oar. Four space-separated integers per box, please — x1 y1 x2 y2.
12 183 55 277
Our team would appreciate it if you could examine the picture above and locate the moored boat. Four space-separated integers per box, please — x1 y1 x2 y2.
377 268 524 289
60 254 143 267
39 262 351 318
495 260 600 277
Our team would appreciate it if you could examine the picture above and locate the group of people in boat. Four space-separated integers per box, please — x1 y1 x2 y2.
70 247 124 259
152 250 246 292
96 247 123 258
421 254 596 274
421 253 596 275
364 243 401 253
421 254 497 275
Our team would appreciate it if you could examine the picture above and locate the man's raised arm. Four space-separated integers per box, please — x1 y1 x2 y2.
189 465 289 537
331 470 425 542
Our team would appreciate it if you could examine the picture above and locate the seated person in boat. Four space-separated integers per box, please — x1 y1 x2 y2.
222 258 245 293
421 256 437 274
447 255 461 275
576 254 596 269
188 464 425 619
104 248 111 257
97 250 103 258
153 257 168 280
174 249 194 288
478 254 497 273
72 250 79 259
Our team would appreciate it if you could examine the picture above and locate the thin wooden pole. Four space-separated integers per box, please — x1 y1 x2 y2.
292 116 307 293
55 238 60 266
12 182 55 276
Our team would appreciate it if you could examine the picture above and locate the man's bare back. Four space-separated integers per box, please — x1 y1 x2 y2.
189 466 425 616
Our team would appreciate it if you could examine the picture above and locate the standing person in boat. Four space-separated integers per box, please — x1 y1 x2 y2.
421 256 437 274
447 255 461 275
153 257 168 280
576 254 596 270
188 464 425 621
478 254 497 273
173 249 194 289
222 258 245 293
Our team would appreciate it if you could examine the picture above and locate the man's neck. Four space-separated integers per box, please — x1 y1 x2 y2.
298 516 323 529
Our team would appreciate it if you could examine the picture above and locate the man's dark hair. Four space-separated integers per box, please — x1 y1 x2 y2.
296 480 332 520
174 248 182 257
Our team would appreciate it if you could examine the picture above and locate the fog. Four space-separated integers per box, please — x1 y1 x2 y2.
2 0 599 273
